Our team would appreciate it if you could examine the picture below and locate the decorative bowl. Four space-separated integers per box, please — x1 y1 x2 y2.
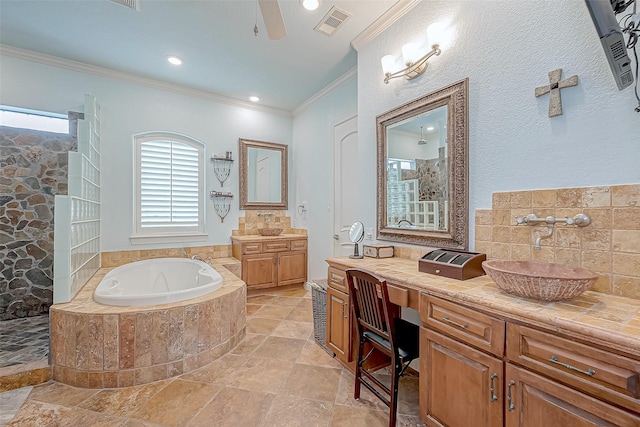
482 260 598 302
258 228 283 236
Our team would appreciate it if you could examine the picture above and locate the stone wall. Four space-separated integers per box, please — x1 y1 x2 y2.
0 120 77 320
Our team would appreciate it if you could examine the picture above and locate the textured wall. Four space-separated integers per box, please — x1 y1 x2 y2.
0 123 76 320
356 1 640 248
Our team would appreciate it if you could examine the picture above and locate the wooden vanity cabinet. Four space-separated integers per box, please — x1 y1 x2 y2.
233 237 307 289
326 267 351 364
505 363 640 427
420 293 640 427
421 327 503 427
420 295 505 427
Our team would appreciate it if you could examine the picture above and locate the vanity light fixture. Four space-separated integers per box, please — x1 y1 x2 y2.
301 0 320 11
166 55 183 66
418 126 427 145
381 22 448 84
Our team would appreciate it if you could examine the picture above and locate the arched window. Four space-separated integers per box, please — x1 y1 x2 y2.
131 132 205 243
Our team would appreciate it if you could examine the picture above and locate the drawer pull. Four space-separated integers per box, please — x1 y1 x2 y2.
442 316 468 329
489 373 498 402
507 380 515 411
549 356 596 377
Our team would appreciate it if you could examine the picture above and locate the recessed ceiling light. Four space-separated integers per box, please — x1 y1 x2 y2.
249 96 260 103
166 55 183 66
302 0 320 11
426 126 435 131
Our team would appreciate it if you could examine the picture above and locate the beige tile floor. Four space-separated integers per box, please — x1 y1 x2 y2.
4 286 424 426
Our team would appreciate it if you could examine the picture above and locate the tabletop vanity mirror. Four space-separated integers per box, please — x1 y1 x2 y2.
348 221 365 259
376 79 469 249
239 138 288 210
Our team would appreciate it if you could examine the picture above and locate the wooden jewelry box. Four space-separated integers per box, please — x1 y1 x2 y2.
418 249 486 280
363 244 394 258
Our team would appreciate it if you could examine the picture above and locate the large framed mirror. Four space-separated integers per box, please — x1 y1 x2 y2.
239 138 288 210
376 79 468 248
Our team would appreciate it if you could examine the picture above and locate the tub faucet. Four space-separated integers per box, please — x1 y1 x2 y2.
191 255 204 262
514 213 591 250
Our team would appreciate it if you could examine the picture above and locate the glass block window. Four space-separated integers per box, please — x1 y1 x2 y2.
133 132 205 238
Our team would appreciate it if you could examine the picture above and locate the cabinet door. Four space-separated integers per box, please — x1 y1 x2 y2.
421 328 503 427
277 251 307 286
326 286 350 363
242 254 277 288
505 364 640 427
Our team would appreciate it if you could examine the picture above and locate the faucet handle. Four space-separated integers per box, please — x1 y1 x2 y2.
573 213 591 227
515 216 525 225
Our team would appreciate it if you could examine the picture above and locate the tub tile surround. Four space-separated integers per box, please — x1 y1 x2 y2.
49 258 246 389
475 184 640 299
101 245 234 267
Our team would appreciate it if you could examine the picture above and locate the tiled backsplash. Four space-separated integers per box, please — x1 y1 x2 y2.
475 184 640 299
232 211 306 236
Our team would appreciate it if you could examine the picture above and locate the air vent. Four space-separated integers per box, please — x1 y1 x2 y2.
110 0 140 11
610 39 626 60
314 6 351 36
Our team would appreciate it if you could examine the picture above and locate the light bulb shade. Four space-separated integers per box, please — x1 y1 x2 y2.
381 55 396 75
401 42 421 65
302 0 320 10
166 55 183 65
427 22 447 49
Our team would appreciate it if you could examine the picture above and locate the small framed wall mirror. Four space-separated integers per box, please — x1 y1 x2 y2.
239 138 288 210
376 79 469 249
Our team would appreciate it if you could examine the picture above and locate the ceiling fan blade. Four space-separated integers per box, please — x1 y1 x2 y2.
258 0 286 40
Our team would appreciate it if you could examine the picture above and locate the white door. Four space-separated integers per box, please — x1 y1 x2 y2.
333 115 358 256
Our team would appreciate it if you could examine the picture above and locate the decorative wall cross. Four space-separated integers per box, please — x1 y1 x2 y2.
535 68 578 117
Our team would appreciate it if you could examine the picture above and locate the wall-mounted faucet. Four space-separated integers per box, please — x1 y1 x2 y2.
257 211 274 223
514 213 591 250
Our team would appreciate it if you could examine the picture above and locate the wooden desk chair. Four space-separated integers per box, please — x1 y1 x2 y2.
345 268 419 427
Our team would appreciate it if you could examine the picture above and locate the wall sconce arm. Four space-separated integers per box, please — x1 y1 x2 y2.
383 44 441 84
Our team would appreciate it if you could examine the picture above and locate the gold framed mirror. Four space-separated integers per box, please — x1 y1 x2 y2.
376 78 469 248
239 138 288 210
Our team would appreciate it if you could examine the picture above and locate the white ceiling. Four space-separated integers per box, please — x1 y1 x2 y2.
0 0 404 113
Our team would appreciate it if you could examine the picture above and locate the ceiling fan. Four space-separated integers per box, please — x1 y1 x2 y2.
256 0 287 40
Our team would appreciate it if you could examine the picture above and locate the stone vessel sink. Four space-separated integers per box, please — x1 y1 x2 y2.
482 260 598 302
258 228 283 236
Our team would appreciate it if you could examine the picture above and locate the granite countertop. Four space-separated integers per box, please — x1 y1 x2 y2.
230 233 307 242
326 256 640 357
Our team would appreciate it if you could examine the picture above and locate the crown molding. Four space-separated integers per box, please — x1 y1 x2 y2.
0 44 292 118
292 67 357 117
351 0 421 52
